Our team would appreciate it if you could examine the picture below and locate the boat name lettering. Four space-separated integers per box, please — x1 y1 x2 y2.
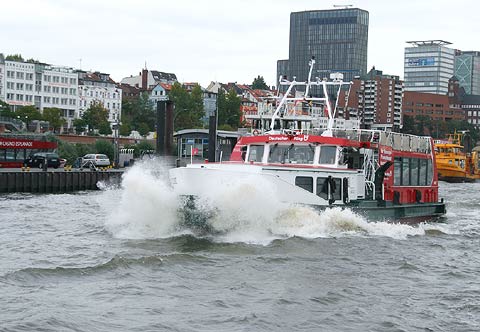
293 135 310 142
0 141 33 147
269 136 288 141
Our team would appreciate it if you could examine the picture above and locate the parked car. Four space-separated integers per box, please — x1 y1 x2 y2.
82 154 111 167
24 152 61 169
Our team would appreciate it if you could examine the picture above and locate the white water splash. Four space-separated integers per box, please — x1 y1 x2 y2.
105 159 182 239
104 160 452 243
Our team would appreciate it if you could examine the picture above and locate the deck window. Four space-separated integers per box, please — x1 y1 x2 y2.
427 159 433 185
402 158 410 186
295 176 313 193
419 159 427 186
248 145 264 162
394 157 402 186
316 177 342 200
319 146 337 164
410 158 419 186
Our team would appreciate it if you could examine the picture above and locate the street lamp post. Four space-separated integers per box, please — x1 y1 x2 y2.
112 122 120 168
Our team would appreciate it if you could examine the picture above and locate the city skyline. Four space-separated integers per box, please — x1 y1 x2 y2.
2 0 479 87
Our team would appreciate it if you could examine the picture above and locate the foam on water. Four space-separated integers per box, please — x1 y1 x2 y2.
104 161 452 244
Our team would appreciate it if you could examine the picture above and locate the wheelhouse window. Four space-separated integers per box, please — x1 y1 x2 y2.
268 144 315 164
248 145 264 162
295 176 313 193
319 146 337 164
395 157 431 186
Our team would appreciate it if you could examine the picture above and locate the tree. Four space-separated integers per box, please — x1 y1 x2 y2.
137 122 150 136
82 101 109 133
0 100 14 118
218 89 242 129
98 121 113 136
42 107 65 133
73 118 87 134
252 75 269 90
95 140 114 161
16 105 42 130
401 115 415 135
169 82 205 130
6 54 24 62
119 122 131 136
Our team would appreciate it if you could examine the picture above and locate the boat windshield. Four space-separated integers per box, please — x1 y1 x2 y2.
319 146 337 164
248 145 265 162
268 144 315 164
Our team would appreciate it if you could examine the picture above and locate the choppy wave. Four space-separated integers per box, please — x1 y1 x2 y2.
104 160 455 244
1 252 214 282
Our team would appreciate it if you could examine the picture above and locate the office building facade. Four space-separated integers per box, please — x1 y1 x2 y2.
454 51 480 95
278 8 369 89
404 40 455 95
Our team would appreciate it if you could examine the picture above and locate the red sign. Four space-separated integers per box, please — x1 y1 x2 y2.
0 137 57 149
192 147 199 155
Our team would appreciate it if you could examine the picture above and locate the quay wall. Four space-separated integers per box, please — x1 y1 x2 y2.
0 170 123 193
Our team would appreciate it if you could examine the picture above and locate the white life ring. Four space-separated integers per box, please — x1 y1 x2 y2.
253 129 260 136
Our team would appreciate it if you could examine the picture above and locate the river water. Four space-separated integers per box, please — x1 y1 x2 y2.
1 160 479 331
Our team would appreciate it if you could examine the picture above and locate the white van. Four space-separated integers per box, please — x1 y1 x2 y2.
82 154 110 167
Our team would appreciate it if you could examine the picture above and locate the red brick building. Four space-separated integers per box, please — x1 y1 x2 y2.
402 78 464 123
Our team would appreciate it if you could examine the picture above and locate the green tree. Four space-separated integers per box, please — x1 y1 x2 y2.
0 100 14 118
82 101 109 133
16 105 42 130
401 115 415 135
251 75 269 90
6 54 24 62
218 89 242 129
42 107 65 133
98 121 113 135
137 122 150 136
73 118 87 134
119 122 131 136
95 140 114 161
169 83 204 130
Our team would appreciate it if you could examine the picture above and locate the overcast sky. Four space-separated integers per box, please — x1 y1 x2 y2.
2 0 479 88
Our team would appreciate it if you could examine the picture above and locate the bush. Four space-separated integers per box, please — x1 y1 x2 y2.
95 140 114 161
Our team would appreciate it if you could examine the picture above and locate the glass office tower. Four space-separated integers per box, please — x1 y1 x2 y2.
455 51 480 95
404 40 455 95
278 8 369 89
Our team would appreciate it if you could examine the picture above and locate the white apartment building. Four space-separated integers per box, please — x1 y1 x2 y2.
0 54 4 100
78 71 122 124
3 60 36 109
0 54 122 131
40 65 79 127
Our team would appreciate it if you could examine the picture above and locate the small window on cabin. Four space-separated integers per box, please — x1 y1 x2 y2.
402 157 410 186
316 177 342 200
248 145 264 162
319 146 337 164
295 176 313 193
427 159 433 185
419 159 427 186
410 158 419 186
394 157 402 186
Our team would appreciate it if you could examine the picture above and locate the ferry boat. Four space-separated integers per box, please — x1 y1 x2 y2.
169 58 446 222
434 132 479 182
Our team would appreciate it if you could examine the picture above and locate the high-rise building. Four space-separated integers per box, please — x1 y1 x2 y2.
404 40 455 95
454 51 480 95
277 8 369 89
338 67 403 131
